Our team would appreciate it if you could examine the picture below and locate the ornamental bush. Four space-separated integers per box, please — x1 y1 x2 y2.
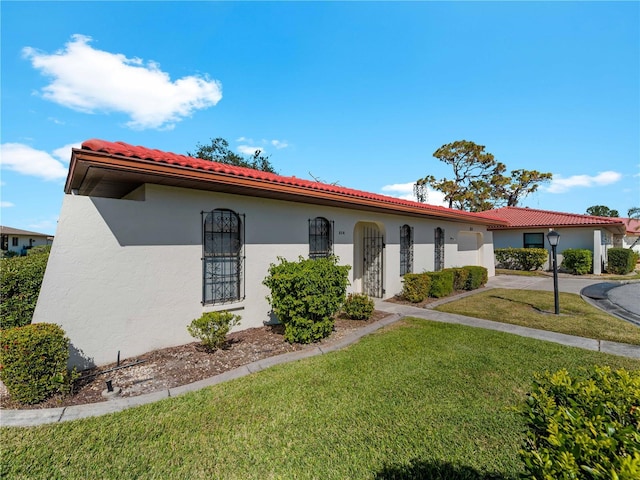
187 311 241 352
263 256 350 344
342 293 375 320
0 323 75 404
518 366 640 480
607 248 639 275
462 265 488 290
448 267 470 291
0 246 50 329
425 270 454 298
401 273 431 302
561 248 592 275
495 247 548 271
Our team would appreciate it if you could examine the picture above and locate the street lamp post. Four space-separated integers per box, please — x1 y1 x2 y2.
547 230 560 315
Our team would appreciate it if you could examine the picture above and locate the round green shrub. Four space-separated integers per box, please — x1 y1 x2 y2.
561 248 592 275
263 256 350 344
343 293 375 320
187 311 241 352
0 323 75 404
401 273 431 303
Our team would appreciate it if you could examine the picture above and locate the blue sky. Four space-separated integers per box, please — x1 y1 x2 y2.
1 1 639 235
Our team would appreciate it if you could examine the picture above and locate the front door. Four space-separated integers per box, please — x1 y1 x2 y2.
363 224 384 297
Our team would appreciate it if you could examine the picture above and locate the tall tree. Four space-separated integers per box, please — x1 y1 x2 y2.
586 205 619 217
628 207 640 219
415 140 551 211
188 138 277 173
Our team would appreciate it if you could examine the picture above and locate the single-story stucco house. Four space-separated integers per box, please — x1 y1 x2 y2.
620 218 640 254
33 139 508 368
0 226 53 256
482 206 627 274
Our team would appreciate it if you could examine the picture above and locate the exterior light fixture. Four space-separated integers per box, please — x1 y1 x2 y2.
546 230 560 314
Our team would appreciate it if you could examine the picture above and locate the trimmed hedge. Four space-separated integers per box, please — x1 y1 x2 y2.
0 323 75 404
401 273 431 303
561 248 592 275
519 366 640 479
0 247 50 329
464 266 488 290
495 247 548 271
263 256 350 343
425 270 454 298
607 248 639 275
400 266 488 302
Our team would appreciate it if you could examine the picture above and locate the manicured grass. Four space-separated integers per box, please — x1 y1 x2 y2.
495 268 546 277
2 319 639 479
435 288 640 345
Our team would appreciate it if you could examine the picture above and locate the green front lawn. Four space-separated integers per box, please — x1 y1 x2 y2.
435 288 640 345
2 319 639 479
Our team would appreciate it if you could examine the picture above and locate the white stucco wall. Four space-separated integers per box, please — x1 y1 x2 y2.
34 184 495 367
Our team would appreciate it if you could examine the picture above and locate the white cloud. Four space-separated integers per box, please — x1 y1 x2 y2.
0 143 72 180
52 143 81 164
547 170 622 194
380 181 448 206
1 202 15 208
23 34 222 130
237 145 263 155
271 139 289 149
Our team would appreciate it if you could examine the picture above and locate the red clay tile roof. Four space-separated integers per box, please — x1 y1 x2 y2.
483 206 626 230
623 218 640 234
77 139 508 225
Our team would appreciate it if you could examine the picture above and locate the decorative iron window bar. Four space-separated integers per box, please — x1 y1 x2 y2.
309 217 334 259
434 227 445 271
202 209 245 305
400 224 413 276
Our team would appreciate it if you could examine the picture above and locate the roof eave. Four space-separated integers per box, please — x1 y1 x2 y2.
66 149 508 226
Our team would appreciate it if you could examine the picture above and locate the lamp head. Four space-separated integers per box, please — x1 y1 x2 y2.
547 230 560 247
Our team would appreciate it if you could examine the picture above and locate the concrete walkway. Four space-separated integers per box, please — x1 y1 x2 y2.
2 274 639 428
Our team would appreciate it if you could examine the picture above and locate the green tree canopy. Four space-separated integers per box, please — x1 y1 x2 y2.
188 137 277 173
415 140 552 211
586 205 619 217
628 207 640 219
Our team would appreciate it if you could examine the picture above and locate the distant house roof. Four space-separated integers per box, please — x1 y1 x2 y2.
483 207 626 235
64 139 509 226
0 226 52 237
623 218 640 235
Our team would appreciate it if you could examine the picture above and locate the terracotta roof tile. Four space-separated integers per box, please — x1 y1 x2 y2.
80 139 505 224
483 206 626 229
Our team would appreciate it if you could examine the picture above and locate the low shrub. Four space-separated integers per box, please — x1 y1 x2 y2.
187 311 241 352
518 366 640 479
0 323 75 404
561 248 592 275
426 270 454 298
401 273 431 303
342 293 375 320
463 266 488 290
0 247 50 328
607 248 639 275
447 267 470 291
495 247 548 271
263 256 350 344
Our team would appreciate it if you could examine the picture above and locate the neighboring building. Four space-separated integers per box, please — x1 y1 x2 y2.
483 207 627 274
0 226 53 255
33 139 507 368
621 218 640 253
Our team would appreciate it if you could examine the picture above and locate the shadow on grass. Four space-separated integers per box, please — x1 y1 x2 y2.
374 458 516 480
488 294 555 315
